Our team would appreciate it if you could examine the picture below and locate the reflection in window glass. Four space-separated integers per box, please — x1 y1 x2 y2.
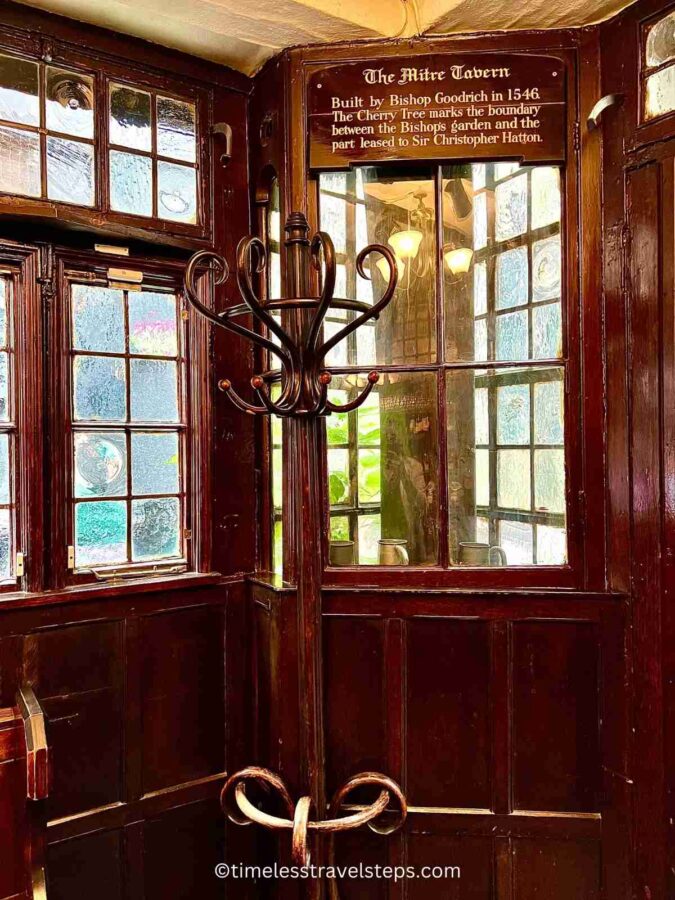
447 367 566 566
70 282 184 570
326 372 438 566
318 167 437 368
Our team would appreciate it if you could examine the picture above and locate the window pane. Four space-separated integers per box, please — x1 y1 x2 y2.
75 500 127 566
0 125 40 197
157 161 197 223
47 137 95 207
496 247 528 309
74 432 127 497
129 291 178 356
0 353 9 422
109 85 151 151
496 310 528 361
0 278 7 346
131 432 179 495
130 359 178 422
46 67 94 138
109 150 152 217
531 167 561 229
72 285 125 353
0 433 9 503
646 65 675 119
327 371 438 566
318 167 437 366
131 497 180 561
532 236 561 302
646 11 675 67
73 355 126 421
0 508 10 579
0 54 39 126
537 524 567 564
495 174 528 241
447 367 566 567
330 516 350 541
157 96 196 163
533 303 562 359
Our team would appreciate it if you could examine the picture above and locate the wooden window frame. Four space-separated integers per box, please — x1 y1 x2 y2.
639 3 675 128
316 160 583 590
48 248 211 588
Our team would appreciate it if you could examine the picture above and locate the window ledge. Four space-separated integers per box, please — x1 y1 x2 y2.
0 571 233 611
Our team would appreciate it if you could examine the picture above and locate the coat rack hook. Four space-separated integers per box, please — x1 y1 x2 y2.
587 94 623 131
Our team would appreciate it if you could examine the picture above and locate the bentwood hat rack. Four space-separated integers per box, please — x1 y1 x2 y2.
183 212 407 870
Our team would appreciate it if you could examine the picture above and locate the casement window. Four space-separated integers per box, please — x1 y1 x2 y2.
642 9 675 121
61 262 191 580
318 162 570 571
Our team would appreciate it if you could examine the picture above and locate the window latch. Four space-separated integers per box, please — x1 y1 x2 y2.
107 268 143 291
15 552 25 578
67 545 75 570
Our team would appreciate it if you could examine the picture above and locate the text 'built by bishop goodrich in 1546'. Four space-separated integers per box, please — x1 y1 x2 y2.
308 56 567 168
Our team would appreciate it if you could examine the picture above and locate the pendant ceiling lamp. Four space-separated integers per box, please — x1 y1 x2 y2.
184 212 398 418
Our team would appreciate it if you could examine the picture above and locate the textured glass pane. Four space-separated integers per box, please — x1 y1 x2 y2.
496 311 528 361
131 432 179 495
330 515 350 541
533 303 562 359
357 448 381 503
47 137 95 207
272 447 282 510
497 384 530 444
0 54 39 126
535 448 565 513
474 318 488 361
0 508 11 579
46 67 94 138
472 163 486 190
131 497 180 561
0 433 10 504
646 66 675 119
495 162 520 180
73 355 126 421
356 321 376 361
129 291 177 356
473 190 487 250
109 150 152 217
0 126 40 197
0 354 8 422
130 359 178 422
327 448 350 506
326 392 348 445
476 516 489 543
533 235 561 302
499 519 533 564
157 96 196 162
75 500 127 566
496 246 528 309
74 432 126 498
109 85 151 150
475 387 489 445
497 448 530 509
531 167 561 229
646 11 675 67
474 262 487 316
72 284 125 352
537 524 567 564
357 513 381 565
495 174 527 241
534 379 564 445
475 447 490 506
319 192 347 254
324 320 348 367
0 279 7 347
357 392 380 446
273 519 283 576
157 161 197 223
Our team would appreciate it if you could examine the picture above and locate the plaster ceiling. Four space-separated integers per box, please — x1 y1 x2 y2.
15 0 637 75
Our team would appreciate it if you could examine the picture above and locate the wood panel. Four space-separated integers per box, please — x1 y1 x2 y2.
0 725 26 899
512 621 600 812
47 830 124 900
511 838 601 899
406 619 491 810
406 834 493 899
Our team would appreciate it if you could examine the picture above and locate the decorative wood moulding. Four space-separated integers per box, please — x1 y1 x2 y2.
184 212 399 417
220 767 407 866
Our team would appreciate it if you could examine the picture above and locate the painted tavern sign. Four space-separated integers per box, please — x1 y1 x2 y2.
308 54 566 169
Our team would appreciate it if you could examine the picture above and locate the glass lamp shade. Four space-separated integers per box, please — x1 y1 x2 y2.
388 229 423 260
444 246 474 275
376 255 405 282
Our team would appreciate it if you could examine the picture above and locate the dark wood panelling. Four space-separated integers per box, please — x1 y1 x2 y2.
143 799 225 900
47 830 123 900
512 621 599 812
330 828 388 900
324 617 386 797
406 834 493 899
511 838 601 899
140 607 225 794
406 618 491 810
0 744 26 898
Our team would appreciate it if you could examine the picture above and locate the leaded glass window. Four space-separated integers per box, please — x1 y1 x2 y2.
0 275 16 581
643 10 675 121
69 280 186 571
